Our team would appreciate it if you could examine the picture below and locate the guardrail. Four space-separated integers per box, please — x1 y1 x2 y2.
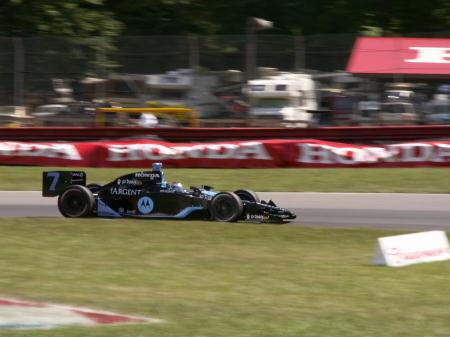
1 125 450 143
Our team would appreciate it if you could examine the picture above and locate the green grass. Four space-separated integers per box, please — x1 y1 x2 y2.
1 166 450 192
0 218 449 337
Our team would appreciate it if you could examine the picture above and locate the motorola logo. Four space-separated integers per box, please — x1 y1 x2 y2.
138 196 154 214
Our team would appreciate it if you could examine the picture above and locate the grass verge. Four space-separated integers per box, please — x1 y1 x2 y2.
0 218 449 337
1 166 450 192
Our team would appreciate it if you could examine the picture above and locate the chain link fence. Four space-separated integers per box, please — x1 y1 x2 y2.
0 32 448 127
0 34 362 106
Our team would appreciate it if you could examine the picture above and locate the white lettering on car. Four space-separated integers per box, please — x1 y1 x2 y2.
117 178 142 185
134 172 160 179
138 196 154 214
110 188 142 196
246 214 264 221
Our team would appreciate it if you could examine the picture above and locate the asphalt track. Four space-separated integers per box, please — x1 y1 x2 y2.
0 191 449 230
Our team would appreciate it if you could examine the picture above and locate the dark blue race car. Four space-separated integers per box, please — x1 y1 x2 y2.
42 163 296 223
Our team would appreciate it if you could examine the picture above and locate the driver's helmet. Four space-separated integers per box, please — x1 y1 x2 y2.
152 162 163 172
172 182 183 193
152 162 167 188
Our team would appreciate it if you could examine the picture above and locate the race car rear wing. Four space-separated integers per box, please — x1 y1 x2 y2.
42 171 86 197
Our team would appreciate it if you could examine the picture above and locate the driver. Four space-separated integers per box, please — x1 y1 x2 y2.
152 162 167 188
172 182 184 193
152 162 163 173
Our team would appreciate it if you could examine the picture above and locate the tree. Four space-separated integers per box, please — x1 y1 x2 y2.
104 0 449 36
0 0 122 37
370 0 450 35
0 0 123 78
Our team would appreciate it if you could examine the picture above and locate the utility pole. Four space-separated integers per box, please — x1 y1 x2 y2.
13 38 24 106
245 17 273 81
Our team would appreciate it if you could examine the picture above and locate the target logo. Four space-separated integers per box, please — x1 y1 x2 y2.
138 196 154 214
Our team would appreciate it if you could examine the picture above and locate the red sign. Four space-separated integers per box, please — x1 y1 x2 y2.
346 37 450 75
1 139 450 168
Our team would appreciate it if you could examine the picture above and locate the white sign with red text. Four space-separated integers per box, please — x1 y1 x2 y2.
373 231 450 267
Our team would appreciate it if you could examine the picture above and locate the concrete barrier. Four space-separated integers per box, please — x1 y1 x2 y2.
1 125 450 143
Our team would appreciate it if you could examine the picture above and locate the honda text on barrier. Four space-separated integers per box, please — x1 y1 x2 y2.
42 163 296 223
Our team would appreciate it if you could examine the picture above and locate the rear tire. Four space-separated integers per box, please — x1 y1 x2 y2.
210 192 243 222
58 185 95 218
233 189 260 203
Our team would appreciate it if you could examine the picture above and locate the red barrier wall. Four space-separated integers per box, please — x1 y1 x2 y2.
1 125 450 142
1 139 450 168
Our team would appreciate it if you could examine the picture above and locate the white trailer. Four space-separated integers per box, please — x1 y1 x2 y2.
244 73 318 127
145 69 222 118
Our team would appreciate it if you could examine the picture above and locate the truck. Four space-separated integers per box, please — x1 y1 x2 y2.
244 73 318 127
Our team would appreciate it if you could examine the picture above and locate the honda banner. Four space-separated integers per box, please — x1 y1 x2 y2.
346 37 450 75
0 139 450 168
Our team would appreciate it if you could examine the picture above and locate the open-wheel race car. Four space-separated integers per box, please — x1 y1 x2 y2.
42 163 296 223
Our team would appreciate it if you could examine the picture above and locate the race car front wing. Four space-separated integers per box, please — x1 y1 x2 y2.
243 199 296 224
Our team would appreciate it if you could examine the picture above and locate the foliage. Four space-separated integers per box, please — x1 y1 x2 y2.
0 0 447 41
0 0 123 77
0 0 122 37
105 0 449 36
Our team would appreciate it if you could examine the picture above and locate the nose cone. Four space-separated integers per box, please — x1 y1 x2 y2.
286 210 296 219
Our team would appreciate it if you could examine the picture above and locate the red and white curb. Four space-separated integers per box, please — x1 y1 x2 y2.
0 298 164 329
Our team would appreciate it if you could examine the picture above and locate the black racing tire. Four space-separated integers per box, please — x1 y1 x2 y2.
210 192 243 222
233 189 260 203
86 183 102 193
58 185 95 218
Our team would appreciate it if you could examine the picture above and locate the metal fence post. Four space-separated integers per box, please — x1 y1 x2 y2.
188 35 200 110
188 35 199 70
245 20 257 80
95 48 106 100
13 37 24 106
294 36 305 70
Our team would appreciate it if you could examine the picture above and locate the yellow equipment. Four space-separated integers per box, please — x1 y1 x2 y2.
96 107 199 127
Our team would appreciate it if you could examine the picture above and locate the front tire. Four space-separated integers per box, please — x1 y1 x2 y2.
86 183 102 193
58 185 95 218
233 189 260 203
210 192 243 222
